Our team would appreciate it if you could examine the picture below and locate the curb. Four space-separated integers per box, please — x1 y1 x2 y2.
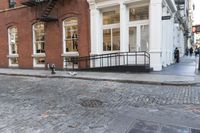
0 73 198 86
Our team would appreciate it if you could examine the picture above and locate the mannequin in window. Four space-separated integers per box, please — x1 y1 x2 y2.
72 32 78 50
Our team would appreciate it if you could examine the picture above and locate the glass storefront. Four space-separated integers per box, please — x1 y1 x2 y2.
103 9 120 52
129 27 137 51
129 6 149 21
129 5 149 52
140 25 149 51
64 18 78 52
8 26 18 66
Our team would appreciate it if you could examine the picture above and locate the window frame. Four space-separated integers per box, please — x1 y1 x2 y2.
32 22 46 68
7 26 19 67
62 17 79 68
63 17 79 54
102 9 120 52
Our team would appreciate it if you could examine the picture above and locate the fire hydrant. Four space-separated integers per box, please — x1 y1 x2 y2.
50 64 56 74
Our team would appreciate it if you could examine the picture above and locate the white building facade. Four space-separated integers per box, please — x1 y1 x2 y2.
87 0 181 71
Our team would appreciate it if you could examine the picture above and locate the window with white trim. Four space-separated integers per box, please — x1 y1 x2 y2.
103 9 120 51
8 26 18 67
32 22 45 67
63 17 79 69
63 18 78 53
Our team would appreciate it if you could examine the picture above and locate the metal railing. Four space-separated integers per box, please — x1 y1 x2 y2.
65 51 150 70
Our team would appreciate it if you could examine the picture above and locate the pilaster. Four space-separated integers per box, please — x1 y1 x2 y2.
149 0 162 71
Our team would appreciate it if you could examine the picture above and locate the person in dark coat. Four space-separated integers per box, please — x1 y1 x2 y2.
189 47 193 56
185 47 189 56
174 47 180 63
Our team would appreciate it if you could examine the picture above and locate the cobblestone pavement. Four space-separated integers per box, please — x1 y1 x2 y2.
0 75 200 133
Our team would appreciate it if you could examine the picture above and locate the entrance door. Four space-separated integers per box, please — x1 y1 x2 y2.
129 26 137 52
129 23 149 52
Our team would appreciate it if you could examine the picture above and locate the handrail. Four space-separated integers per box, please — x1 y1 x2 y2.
65 51 150 70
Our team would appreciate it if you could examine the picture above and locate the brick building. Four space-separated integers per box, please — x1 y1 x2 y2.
0 0 90 69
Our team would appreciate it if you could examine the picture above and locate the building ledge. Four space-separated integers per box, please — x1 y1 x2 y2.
7 54 19 58
0 5 27 13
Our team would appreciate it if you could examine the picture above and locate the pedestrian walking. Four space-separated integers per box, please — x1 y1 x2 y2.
185 47 189 56
174 47 180 63
189 47 193 56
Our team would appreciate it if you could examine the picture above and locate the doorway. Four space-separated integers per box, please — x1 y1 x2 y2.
129 22 149 52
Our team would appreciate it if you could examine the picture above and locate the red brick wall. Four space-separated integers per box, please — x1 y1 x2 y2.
0 0 90 69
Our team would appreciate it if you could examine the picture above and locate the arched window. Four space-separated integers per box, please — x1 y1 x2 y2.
32 22 45 67
63 18 78 53
63 17 79 69
8 26 18 67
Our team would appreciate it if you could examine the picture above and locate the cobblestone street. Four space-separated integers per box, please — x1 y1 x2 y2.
0 75 200 133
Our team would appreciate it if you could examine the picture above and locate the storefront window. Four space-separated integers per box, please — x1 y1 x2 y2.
103 29 111 51
103 9 120 51
63 18 78 52
140 25 149 51
10 58 18 65
33 22 45 67
33 22 45 54
8 26 18 67
8 27 18 54
64 57 78 69
129 6 149 21
129 27 137 51
103 10 120 25
35 57 45 65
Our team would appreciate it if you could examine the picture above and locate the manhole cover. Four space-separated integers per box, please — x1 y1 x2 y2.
80 99 103 108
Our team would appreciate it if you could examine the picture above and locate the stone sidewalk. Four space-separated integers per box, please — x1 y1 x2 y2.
0 68 199 86
0 56 199 86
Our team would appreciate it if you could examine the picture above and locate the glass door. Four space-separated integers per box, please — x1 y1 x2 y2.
129 24 149 52
129 27 137 52
140 25 149 51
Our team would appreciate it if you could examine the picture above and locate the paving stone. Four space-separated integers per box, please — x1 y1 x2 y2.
133 120 159 131
0 75 199 132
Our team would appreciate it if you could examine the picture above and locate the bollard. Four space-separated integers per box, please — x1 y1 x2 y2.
50 64 56 74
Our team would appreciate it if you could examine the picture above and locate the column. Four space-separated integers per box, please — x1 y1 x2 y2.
149 0 162 71
161 6 167 67
120 2 128 52
89 4 102 55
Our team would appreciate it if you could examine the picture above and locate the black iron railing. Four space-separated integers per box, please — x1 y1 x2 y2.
65 51 150 70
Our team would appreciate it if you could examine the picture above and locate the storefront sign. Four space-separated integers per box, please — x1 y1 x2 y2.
162 16 171 20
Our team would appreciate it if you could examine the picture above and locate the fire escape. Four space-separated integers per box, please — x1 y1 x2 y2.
21 0 58 22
